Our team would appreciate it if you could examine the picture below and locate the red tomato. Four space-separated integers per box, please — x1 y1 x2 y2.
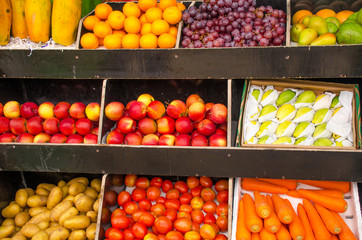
135 177 150 189
215 179 228 192
177 211 191 220
108 228 124 240
190 185 204 197
174 181 188 194
162 180 173 193
132 188 147 202
165 199 180 210
117 191 131 207
128 216 135 228
139 211 155 227
125 174 137 187
132 209 146 222
179 204 193 213
166 231 183 240
132 222 148 239
154 216 173 234
105 227 113 239
111 215 130 230
184 231 201 240
190 197 204 210
179 193 192 204
111 208 126 219
201 188 216 202
216 202 228 216
204 213 216 224
166 189 180 200
147 186 161 201
164 208 177 222
211 223 220 235
151 203 166 217
200 224 216 240
150 177 163 188
174 217 192 234
202 201 217 214
192 221 200 232
215 234 228 240
152 225 160 235
158 234 167 240
191 210 204 224
216 215 228 232
139 198 152 211
144 233 159 240
187 177 200 189
123 201 139 215
216 190 228 203
200 177 213 188
156 196 166 204
123 229 135 240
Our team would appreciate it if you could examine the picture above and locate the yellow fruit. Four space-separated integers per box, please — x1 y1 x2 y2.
80 33 99 49
108 10 125 30
104 34 122 49
140 33 158 48
292 10 313 25
169 26 178 37
11 0 28 39
122 2 141 18
163 6 182 25
124 16 141 34
139 14 148 25
158 32 176 48
159 0 177 11
145 7 163 23
151 19 170 35
138 0 157 12
113 29 126 38
122 33 140 48
141 23 152 35
94 3 113 20
93 21 112 38
83 15 101 31
25 0 51 43
0 0 12 45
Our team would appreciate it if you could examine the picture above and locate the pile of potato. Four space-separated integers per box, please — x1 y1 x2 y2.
0 177 101 240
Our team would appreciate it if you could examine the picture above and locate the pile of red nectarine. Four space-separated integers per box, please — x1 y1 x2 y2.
0 101 100 143
105 94 227 146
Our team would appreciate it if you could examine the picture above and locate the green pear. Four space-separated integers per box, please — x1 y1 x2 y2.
276 104 296 122
298 28 318 45
295 137 307 145
272 137 292 145
296 91 316 104
357 8 362 25
256 120 277 138
312 108 332 125
291 23 306 42
325 17 341 28
258 135 271 144
336 22 362 44
276 90 296 106
294 107 314 122
259 105 277 122
293 122 314 138
308 16 328 35
310 33 336 45
313 138 333 146
261 90 274 102
251 89 261 101
330 95 341 109
302 15 313 27
313 123 331 138
276 121 296 137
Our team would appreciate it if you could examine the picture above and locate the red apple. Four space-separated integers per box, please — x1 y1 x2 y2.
27 116 43 135
20 102 38 119
54 102 71 119
134 130 143 138
175 116 193 134
175 134 191 146
91 127 98 135
209 103 227 124
215 128 226 137
128 101 147 120
0 133 16 142
10 117 27 135
0 117 10 134
123 109 130 117
188 102 206 122
191 130 201 138
43 117 60 135
186 94 204 108
69 102 86 119
33 133 51 143
159 134 176 146
166 100 187 119
137 93 154 106
117 117 136 134
124 133 142 145
126 100 136 109
107 130 124 144
59 118 76 136
142 134 159 145
197 119 216 136
105 102 124 121
17 133 34 143
85 102 100 121
50 133 67 143
209 134 227 147
84 133 97 144
219 123 227 132
0 103 3 116
38 102 54 119
205 103 214 111
147 100 165 120
66 134 83 144
138 118 157 135
191 135 208 146
3 101 21 119
75 118 92 136
157 116 175 135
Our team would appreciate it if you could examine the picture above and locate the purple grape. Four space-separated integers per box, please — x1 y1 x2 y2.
245 32 252 39
187 17 194 24
265 6 273 14
249 41 257 46
225 0 232 7
234 35 241 42
244 24 252 32
226 25 233 32
248 6 255 12
205 41 213 48
199 3 207 12
259 38 269 46
194 40 203 48
217 0 224 7
256 11 263 18
273 37 282 45
264 30 272 39
231 2 238 9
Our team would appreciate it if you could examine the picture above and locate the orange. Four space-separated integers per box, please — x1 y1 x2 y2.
80 33 99 49
335 10 354 24
141 23 152 35
176 2 186 11
145 7 163 23
104 34 122 49
95 3 113 20
163 6 182 25
139 14 148 25
316 9 336 18
113 29 127 38
138 0 157 12
292 10 312 25
168 26 178 37
108 10 125 30
158 32 176 48
159 0 177 11
124 16 141 34
99 38 104 46
151 19 170 35
93 21 112 39
83 15 101 31
140 33 158 48
123 2 141 18
122 33 140 48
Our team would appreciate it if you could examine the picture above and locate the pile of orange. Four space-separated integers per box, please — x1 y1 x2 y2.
80 1 185 49
292 8 354 26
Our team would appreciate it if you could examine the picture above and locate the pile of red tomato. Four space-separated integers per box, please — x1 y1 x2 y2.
102 175 229 240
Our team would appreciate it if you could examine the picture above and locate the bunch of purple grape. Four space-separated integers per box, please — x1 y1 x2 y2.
181 0 286 48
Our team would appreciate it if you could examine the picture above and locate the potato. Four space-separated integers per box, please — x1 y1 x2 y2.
2 219 15 227
27 196 48 208
36 184 56 192
29 207 48 217
11 232 27 240
47 227 69 240
47 187 62 210
92 199 99 213
31 230 49 240
2 238 12 240
15 212 30 227
61 186 69 199
59 207 78 226
86 223 96 240
21 223 40 238
67 177 89 187
25 188 35 197
15 189 28 208
68 183 86 196
0 201 8 211
0 225 15 239
37 221 49 230
86 211 97 223
28 210 51 224
90 179 101 193
61 195 74 203
57 181 66 188
68 230 86 240
35 188 49 196
49 222 59 227
23 208 29 213
2 203 21 219
83 188 98 200
63 216 90 230
75 195 93 213
50 201 73 222
73 194 84 204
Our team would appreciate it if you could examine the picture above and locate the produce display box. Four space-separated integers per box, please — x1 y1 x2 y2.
97 174 234 239
236 79 362 149
231 178 362 240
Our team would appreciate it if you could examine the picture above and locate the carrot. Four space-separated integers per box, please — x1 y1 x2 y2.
297 189 348 213
287 190 302 198
258 178 298 190
314 204 342 234
252 232 262 240
242 178 289 194
271 194 294 224
298 180 350 193
310 189 344 199
275 224 292 240
243 193 263 233
266 195 274 209
302 199 331 240
254 191 272 218
263 196 281 233
236 199 252 240
260 228 277 240
297 203 316 240
285 199 306 240
330 234 339 240
331 211 358 240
